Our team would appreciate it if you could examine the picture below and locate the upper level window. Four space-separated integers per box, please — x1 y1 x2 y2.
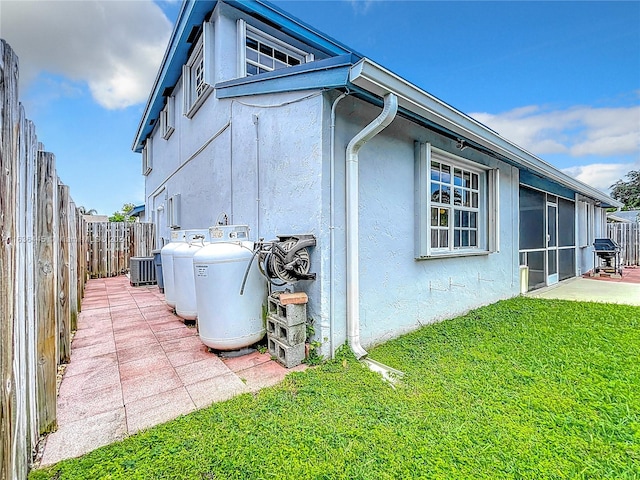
160 95 175 140
415 142 499 258
142 139 152 176
238 20 312 77
183 21 214 118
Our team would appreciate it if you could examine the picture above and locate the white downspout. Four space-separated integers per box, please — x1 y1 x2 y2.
330 92 348 359
345 93 398 359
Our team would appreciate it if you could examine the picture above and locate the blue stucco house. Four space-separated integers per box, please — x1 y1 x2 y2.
133 0 621 359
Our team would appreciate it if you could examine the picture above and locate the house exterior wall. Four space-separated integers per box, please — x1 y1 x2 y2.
139 1 613 359
144 85 327 318
144 81 522 357
322 95 520 352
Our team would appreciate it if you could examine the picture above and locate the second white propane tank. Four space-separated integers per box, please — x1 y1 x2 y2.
173 229 208 320
160 230 185 308
193 225 267 350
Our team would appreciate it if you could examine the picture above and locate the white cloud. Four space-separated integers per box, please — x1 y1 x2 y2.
0 0 171 109
347 0 375 15
471 104 640 158
561 163 638 192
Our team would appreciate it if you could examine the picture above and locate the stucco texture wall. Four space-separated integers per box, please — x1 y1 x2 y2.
326 95 520 351
145 86 327 331
144 85 522 359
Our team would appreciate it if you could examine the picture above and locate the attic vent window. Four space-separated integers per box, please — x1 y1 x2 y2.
238 20 312 77
245 35 302 75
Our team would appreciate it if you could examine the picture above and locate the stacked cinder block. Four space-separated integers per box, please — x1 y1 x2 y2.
267 292 308 368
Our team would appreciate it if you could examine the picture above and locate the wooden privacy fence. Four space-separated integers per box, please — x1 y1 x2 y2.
608 222 640 266
86 222 155 278
1 40 157 479
1 40 89 480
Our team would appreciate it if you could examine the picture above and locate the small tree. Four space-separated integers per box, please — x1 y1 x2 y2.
610 170 640 210
109 203 136 222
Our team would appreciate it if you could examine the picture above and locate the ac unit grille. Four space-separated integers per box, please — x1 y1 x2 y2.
130 257 156 286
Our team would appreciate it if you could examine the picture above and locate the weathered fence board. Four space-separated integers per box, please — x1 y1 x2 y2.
22 115 40 477
1 37 20 480
77 211 87 308
69 201 79 331
608 222 640 266
36 151 58 435
57 184 71 364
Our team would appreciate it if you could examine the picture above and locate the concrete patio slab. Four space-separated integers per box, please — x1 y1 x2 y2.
40 275 307 467
125 387 195 434
527 271 640 306
40 408 127 466
185 372 248 408
57 383 124 424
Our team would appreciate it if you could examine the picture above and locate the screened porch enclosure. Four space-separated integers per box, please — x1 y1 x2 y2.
519 186 576 291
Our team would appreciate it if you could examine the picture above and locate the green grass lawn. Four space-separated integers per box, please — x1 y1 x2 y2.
30 298 640 479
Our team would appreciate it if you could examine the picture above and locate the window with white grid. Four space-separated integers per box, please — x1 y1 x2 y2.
415 142 499 258
430 161 480 250
245 33 304 75
238 21 311 77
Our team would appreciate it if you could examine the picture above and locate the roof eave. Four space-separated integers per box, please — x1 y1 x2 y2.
132 0 358 153
348 58 623 208
132 0 214 153
216 54 356 98
230 0 357 57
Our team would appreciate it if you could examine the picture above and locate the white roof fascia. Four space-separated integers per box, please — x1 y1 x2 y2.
349 58 623 208
132 0 200 152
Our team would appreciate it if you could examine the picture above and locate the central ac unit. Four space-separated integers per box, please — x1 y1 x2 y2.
130 257 156 286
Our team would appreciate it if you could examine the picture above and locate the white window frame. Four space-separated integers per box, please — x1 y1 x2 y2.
415 142 498 258
142 139 152 175
578 200 595 247
160 95 175 140
237 19 313 77
587 202 595 245
183 21 214 118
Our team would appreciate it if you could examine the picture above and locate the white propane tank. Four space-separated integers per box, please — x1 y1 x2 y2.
193 225 267 350
160 230 186 308
173 229 209 320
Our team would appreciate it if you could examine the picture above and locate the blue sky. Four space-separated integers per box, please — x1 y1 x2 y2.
1 0 638 216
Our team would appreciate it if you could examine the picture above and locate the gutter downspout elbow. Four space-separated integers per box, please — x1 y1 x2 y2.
345 93 398 359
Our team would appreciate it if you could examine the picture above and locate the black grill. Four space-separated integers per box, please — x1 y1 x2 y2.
592 238 622 276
